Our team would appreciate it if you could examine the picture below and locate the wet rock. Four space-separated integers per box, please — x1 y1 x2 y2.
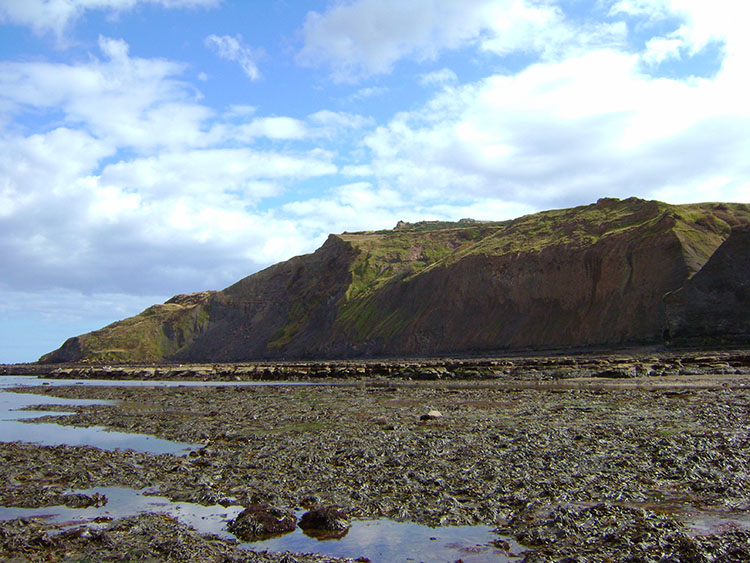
299 506 351 539
592 365 638 378
57 491 107 508
227 504 297 540
5 351 750 560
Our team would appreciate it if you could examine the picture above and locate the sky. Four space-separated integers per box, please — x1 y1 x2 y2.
1 0 749 363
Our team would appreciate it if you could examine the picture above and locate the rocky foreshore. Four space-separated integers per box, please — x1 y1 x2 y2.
4 348 750 381
2 352 750 561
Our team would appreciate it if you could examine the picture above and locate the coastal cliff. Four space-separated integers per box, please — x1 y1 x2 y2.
41 198 750 363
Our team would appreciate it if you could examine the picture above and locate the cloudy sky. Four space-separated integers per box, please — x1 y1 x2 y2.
1 0 748 362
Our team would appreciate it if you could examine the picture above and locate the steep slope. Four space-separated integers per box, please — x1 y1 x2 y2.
665 225 750 345
41 198 750 363
41 292 215 363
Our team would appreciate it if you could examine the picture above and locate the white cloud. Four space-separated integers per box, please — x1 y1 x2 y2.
0 37 212 151
419 68 458 87
297 0 623 81
340 164 373 177
99 148 336 201
205 34 263 81
642 36 683 65
0 0 219 38
236 117 308 140
0 36 346 300
347 86 389 102
612 0 750 75
361 47 750 209
0 131 337 296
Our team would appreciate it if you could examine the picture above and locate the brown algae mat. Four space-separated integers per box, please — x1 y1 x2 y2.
2 363 750 561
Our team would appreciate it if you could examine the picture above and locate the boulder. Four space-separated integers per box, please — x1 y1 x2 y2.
299 506 350 539
227 504 296 540
420 409 443 421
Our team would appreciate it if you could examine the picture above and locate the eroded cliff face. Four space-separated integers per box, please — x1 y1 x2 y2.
334 222 688 355
173 235 358 362
665 225 750 345
322 201 712 356
40 198 750 363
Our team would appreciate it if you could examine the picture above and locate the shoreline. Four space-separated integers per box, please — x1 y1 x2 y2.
2 352 750 560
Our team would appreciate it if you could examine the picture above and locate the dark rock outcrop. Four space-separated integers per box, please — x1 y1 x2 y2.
299 506 350 539
665 225 750 345
226 504 296 540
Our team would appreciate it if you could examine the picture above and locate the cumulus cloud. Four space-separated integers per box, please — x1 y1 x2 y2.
297 0 622 81
612 0 750 74
235 117 308 140
0 0 219 38
0 36 212 151
642 36 683 65
361 47 750 209
0 36 345 302
100 148 336 201
0 123 339 295
205 34 263 80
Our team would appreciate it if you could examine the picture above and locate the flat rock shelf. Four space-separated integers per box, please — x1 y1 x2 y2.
2 352 750 561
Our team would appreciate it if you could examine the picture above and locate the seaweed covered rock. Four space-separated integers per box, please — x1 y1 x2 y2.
227 504 296 540
299 506 350 539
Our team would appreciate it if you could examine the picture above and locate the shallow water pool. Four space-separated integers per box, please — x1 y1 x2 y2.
0 486 522 562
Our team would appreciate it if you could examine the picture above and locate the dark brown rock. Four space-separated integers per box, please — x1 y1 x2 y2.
227 504 297 540
299 506 350 539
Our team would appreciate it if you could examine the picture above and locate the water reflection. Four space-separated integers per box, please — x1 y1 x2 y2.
0 376 522 561
0 380 196 455
0 375 321 454
0 486 521 562
243 516 521 562
0 487 243 538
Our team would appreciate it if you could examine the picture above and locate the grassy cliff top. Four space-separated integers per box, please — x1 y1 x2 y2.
338 198 750 301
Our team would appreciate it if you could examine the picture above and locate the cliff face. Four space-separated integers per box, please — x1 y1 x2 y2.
173 235 358 361
665 225 750 345
41 198 750 363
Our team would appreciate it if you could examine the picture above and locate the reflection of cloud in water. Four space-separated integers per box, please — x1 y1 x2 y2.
245 517 520 562
0 386 196 455
0 377 520 560
0 487 244 539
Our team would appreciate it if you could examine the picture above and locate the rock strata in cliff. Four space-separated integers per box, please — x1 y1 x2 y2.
40 198 750 363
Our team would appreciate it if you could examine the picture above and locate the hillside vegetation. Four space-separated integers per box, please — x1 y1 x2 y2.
41 198 750 363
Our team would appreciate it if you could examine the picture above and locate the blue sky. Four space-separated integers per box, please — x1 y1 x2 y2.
1 0 749 363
